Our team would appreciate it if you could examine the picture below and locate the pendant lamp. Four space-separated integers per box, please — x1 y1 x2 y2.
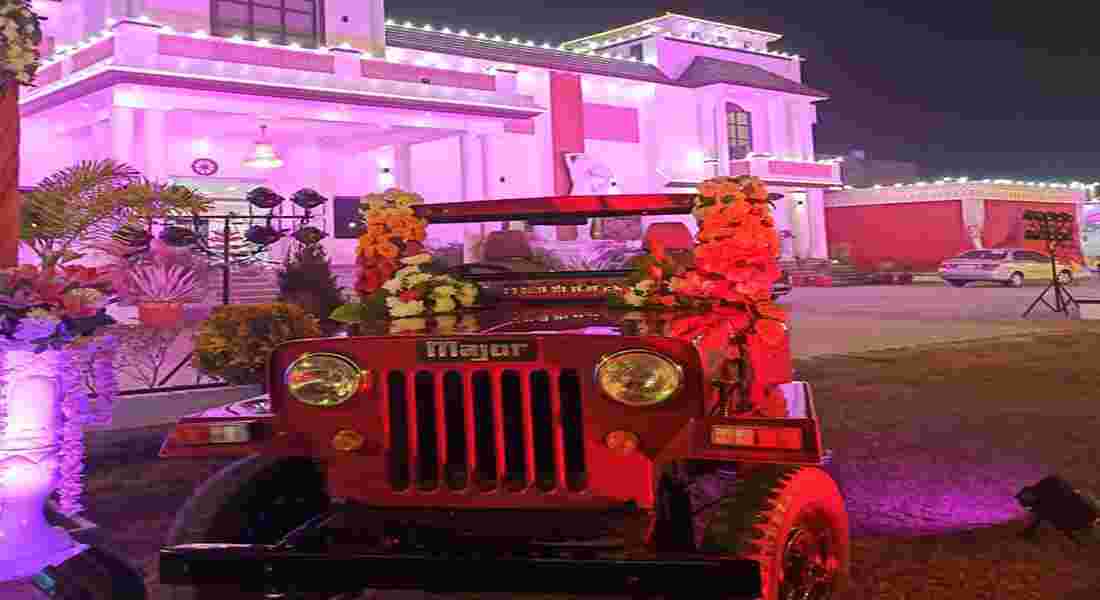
243 124 283 169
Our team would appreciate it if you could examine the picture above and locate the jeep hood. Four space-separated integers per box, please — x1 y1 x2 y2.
349 303 658 337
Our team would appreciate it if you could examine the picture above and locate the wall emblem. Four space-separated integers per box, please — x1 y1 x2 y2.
565 152 615 195
191 158 219 176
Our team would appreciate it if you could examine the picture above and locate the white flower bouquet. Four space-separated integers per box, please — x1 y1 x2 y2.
331 253 480 323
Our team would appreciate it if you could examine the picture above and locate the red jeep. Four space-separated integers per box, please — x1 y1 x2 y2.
158 191 849 600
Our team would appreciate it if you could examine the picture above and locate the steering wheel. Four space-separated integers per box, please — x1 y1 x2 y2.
446 263 514 277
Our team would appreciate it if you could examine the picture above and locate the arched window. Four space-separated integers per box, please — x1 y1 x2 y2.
726 103 753 160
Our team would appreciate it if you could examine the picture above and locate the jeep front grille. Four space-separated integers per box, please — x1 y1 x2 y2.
383 369 587 493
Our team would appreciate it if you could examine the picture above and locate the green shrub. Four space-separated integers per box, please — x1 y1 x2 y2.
193 303 322 386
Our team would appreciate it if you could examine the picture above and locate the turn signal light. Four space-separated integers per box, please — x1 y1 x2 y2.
710 425 803 450
332 430 366 452
605 430 640 455
175 421 255 446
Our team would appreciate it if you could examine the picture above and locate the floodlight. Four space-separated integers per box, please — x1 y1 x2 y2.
1016 475 1099 545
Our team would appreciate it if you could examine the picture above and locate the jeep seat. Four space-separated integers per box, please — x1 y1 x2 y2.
641 222 695 269
481 230 546 272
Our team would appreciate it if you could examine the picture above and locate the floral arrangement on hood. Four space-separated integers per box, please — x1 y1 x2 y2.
609 175 788 417
332 188 480 325
0 0 43 94
332 252 480 323
0 264 118 352
380 256 479 317
609 239 690 309
354 188 428 296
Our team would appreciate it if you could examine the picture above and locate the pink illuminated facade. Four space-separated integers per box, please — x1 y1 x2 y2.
22 1 841 264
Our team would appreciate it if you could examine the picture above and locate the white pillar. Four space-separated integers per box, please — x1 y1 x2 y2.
638 88 666 232
393 143 412 190
806 189 828 259
110 106 136 167
460 133 487 263
697 94 720 176
142 109 167 181
91 120 112 162
532 74 556 198
768 98 790 156
460 133 487 201
772 191 794 259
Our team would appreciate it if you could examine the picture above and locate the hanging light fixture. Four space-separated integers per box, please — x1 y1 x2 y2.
243 124 283 169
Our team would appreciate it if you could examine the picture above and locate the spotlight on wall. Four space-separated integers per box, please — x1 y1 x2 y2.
1016 475 1099 545
378 166 396 188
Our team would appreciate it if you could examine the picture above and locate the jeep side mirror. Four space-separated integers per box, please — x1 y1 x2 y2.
776 381 816 419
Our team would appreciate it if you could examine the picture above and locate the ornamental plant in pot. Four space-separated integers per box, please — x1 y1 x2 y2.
0 264 120 581
130 263 198 328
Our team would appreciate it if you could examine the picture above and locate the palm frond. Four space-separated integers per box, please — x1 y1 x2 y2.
20 160 211 266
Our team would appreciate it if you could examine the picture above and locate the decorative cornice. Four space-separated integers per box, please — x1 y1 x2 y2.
18 65 544 119
825 182 1087 207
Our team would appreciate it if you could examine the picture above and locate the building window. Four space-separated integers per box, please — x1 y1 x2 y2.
211 0 325 48
628 44 644 61
726 103 753 160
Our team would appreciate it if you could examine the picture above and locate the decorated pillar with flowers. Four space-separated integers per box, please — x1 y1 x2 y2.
0 265 118 581
0 0 43 267
609 175 790 417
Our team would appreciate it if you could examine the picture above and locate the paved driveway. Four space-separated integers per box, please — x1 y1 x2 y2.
784 281 1097 358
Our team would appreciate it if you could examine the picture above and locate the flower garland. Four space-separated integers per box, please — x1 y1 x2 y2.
609 175 789 417
0 0 43 94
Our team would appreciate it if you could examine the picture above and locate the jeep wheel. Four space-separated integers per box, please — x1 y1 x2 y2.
1059 270 1073 285
699 465 850 600
947 280 968 287
1006 272 1024 288
165 455 335 600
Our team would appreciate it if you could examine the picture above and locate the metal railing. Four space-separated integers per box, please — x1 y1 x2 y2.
116 212 320 394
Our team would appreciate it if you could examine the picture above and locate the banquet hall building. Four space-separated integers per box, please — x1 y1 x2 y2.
22 0 841 264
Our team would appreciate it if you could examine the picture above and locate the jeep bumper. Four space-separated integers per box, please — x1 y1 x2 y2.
160 544 761 596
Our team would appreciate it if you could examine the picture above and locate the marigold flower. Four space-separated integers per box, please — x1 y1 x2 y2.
376 242 399 259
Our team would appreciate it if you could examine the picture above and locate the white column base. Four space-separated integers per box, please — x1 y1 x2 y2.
0 481 87 581
0 350 86 582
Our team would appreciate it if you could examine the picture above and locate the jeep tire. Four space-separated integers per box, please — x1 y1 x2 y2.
164 455 335 600
699 465 850 600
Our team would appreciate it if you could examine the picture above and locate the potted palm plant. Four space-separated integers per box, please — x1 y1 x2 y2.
130 263 198 328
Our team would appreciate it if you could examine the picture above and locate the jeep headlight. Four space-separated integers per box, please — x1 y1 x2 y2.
285 353 361 407
595 350 683 407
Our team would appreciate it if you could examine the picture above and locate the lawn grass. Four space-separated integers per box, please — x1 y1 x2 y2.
798 325 1100 599
78 327 1100 599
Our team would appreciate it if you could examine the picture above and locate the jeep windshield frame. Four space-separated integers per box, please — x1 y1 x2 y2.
413 193 696 224
415 193 696 284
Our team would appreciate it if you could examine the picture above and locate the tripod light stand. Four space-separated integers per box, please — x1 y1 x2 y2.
1021 210 1078 318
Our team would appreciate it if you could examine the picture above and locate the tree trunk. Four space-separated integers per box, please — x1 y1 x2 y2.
0 81 20 267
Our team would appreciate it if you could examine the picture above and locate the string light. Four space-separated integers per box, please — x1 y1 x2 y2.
834 177 1099 192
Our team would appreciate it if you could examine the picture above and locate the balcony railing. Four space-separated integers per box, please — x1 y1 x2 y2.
729 155 842 186
24 20 541 118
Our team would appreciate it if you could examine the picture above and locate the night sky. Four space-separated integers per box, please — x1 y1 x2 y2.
387 1 1099 182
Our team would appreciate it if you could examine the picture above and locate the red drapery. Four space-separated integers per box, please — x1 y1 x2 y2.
0 81 20 267
982 200 1083 261
824 200 968 271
